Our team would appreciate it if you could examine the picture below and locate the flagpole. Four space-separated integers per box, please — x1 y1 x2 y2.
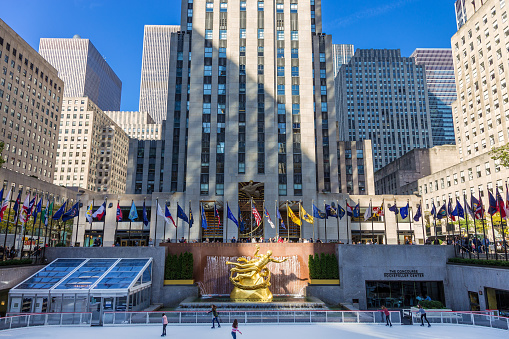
128 199 133 246
345 199 349 244
458 199 462 247
408 199 413 244
503 183 508 260
12 190 21 253
420 200 425 245
382 199 387 245
275 200 279 240
471 194 479 259
46 196 55 249
155 199 159 246
19 196 28 259
250 198 254 240
101 198 106 247
450 198 455 240
262 200 265 241
464 195 471 259
487 187 498 261
395 200 400 245
2 190 13 260
189 200 192 243
163 201 167 243
324 200 327 243
299 201 302 241
115 200 120 246
85 199 94 247
336 200 340 243
35 196 44 261
370 199 374 244
58 198 69 245
176 202 179 243
478 190 488 259
28 195 38 258
74 200 81 246
286 200 290 240
433 202 437 241
312 199 315 241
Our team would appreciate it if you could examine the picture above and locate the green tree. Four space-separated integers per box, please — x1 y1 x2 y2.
490 143 509 168
0 142 5 166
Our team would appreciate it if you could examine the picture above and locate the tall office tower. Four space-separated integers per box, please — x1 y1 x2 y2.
104 111 163 140
55 97 129 193
39 36 122 111
332 44 354 76
0 19 64 183
336 49 433 171
411 49 456 146
139 25 181 123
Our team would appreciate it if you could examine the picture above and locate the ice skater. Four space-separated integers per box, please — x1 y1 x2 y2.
161 313 168 337
417 304 431 327
231 319 242 339
209 304 220 328
380 305 392 327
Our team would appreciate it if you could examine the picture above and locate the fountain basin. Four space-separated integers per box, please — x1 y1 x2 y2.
178 295 327 310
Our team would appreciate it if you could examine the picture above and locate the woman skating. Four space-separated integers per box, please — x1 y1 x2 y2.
380 305 392 327
208 304 220 328
417 304 431 327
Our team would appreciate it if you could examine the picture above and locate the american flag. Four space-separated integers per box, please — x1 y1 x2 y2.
252 202 262 226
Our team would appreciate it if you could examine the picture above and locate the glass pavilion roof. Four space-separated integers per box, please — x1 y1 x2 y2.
11 258 152 293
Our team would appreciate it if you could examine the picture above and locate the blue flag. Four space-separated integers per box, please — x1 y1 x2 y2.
177 204 189 224
142 201 149 227
453 199 465 219
389 203 399 215
325 204 337 218
413 204 422 222
128 201 138 221
488 190 498 215
201 205 208 229
276 207 285 229
189 206 194 227
312 204 326 219
353 203 360 218
227 203 239 228
436 204 447 220
33 198 43 224
400 203 409 219
52 201 67 220
13 191 21 219
62 202 80 222
238 206 246 231
431 202 436 218
338 205 346 219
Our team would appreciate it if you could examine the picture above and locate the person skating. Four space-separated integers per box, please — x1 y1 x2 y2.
417 304 431 327
208 304 220 328
231 319 242 339
380 305 392 327
161 313 168 337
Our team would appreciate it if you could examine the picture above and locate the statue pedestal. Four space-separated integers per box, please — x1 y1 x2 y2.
230 286 273 302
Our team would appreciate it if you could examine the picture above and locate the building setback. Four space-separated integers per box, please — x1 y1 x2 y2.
0 19 64 183
39 36 122 112
104 111 163 140
336 49 433 171
411 48 457 146
139 25 181 123
332 44 354 76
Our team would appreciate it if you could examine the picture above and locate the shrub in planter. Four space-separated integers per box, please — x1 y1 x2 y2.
418 300 445 309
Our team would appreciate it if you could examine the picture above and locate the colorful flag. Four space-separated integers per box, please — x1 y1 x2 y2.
389 203 399 215
353 203 360 218
436 204 447 220
252 202 262 226
325 204 337 218
471 194 483 220
165 205 176 227
116 203 123 222
337 205 346 219
33 198 42 224
85 202 94 224
189 206 194 227
413 204 422 222
264 207 275 228
373 203 384 217
430 202 436 218
0 188 12 222
128 201 138 221
238 206 246 232
363 201 372 221
346 203 353 217
214 204 221 226
488 190 498 216
27 196 36 217
276 207 285 229
142 201 149 227
496 188 506 219
43 200 52 226
227 203 239 228
92 201 106 221
464 196 474 219
505 185 509 219
20 194 30 224
13 191 21 222
177 204 189 224
300 205 313 224
62 202 80 222
448 200 455 221
201 205 208 229
287 205 301 225
52 201 67 220
157 204 170 225
313 204 327 219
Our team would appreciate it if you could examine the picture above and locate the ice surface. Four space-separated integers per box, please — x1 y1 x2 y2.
1 323 507 339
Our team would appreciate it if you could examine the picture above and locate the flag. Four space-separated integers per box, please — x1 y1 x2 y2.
62 202 80 222
33 198 43 224
264 208 275 228
313 204 327 219
27 196 36 217
0 188 12 222
413 204 422 222
436 204 447 220
453 199 465 219
214 204 221 226
252 202 262 226
92 201 106 221
364 201 372 221
165 205 176 227
464 196 474 219
201 205 208 229
325 204 338 218
337 205 346 219
430 202 436 218
276 207 285 229
116 203 122 222
488 190 498 216
287 205 301 225
142 201 149 227
448 200 455 221
52 201 67 220
85 202 94 224
43 200 53 226
353 203 360 218
373 203 384 217
388 203 399 215
400 202 409 220
300 205 314 224
13 191 21 222
177 204 189 224
346 203 353 217
471 194 483 220
506 185 509 219
238 206 246 232
496 188 506 219
157 204 170 225
20 195 30 224
227 203 239 228
128 201 138 221
189 206 194 227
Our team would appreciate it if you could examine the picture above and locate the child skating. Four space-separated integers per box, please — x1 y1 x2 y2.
231 319 242 339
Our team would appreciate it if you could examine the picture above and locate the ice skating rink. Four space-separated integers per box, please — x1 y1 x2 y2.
0 323 507 339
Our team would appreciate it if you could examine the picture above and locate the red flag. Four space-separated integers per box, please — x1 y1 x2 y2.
214 204 221 226
497 188 506 219
252 202 262 226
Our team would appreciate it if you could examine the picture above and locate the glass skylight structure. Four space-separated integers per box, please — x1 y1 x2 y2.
8 258 152 316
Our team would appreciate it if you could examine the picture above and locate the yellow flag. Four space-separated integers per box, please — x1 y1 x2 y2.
287 206 301 225
300 205 314 224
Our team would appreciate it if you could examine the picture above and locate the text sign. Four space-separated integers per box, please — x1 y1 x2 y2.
383 270 424 278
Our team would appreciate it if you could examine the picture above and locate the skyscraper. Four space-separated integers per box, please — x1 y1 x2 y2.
336 49 433 170
411 48 456 146
139 25 180 123
39 36 122 111
332 44 354 76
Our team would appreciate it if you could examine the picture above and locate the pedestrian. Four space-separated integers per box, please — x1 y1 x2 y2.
231 319 242 339
380 305 392 327
161 313 168 337
208 304 220 328
417 304 431 327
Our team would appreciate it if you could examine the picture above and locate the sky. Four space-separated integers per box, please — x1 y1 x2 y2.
1 0 458 111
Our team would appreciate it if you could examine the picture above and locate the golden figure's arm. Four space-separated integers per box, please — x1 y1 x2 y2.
252 244 260 258
270 258 288 264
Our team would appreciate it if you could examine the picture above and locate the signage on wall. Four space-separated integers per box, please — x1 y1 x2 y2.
383 270 424 278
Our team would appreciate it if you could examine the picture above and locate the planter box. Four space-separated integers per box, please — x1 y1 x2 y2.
164 279 195 285
308 279 339 285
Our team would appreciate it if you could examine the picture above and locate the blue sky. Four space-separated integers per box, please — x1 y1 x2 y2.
1 0 457 111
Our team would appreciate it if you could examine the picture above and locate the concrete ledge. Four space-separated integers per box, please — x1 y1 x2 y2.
164 279 195 285
309 279 339 285
306 285 342 305
161 285 199 308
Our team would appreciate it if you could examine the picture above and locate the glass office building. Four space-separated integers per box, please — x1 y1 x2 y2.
8 258 152 318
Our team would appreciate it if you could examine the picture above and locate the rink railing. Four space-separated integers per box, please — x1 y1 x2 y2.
409 311 509 330
103 310 402 325
0 312 92 330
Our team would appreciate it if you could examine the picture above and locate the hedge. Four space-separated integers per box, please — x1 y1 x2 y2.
308 253 339 279
165 252 193 280
0 258 32 267
418 300 445 309
448 257 509 268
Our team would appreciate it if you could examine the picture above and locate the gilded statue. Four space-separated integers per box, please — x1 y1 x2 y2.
226 245 288 302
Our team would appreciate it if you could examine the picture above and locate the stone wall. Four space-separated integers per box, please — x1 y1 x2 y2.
0 265 45 291
160 285 200 307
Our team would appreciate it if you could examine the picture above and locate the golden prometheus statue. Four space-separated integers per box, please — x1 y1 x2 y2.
226 245 288 302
